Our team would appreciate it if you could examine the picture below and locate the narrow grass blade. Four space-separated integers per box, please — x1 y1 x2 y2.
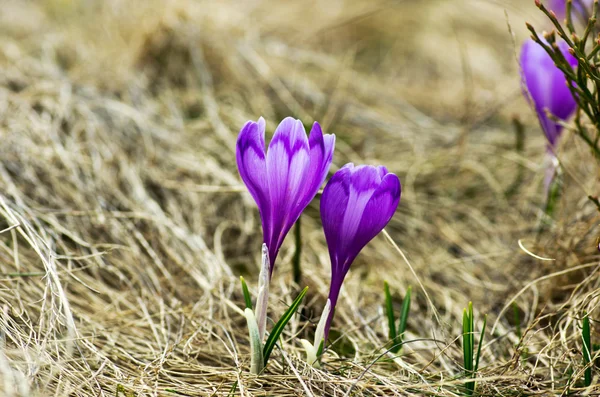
262 286 308 364
582 313 592 387
384 281 397 341
397 286 412 341
469 302 474 369
463 307 472 373
473 314 487 379
463 303 474 395
227 380 238 397
240 276 252 310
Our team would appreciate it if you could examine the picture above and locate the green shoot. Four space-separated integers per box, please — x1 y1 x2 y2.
263 286 308 363
384 282 411 354
227 380 239 397
397 285 412 352
240 276 253 310
384 281 396 343
582 313 592 387
462 302 487 396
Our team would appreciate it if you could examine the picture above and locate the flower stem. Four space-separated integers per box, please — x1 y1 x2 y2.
293 217 302 285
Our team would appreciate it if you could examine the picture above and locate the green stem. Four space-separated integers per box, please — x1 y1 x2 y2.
293 217 302 285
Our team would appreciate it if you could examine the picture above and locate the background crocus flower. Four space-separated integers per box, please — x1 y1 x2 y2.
236 117 335 276
520 38 578 149
547 0 593 20
320 163 401 339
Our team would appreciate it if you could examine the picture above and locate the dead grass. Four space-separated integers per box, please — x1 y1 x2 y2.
0 0 598 395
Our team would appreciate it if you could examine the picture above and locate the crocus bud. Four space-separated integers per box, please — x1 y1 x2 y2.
520 39 578 148
236 117 335 276
320 164 401 340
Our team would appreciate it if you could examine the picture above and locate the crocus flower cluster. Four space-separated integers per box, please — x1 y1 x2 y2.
236 117 401 367
520 39 577 149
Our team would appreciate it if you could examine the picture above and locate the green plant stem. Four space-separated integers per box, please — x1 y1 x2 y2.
293 217 301 285
582 313 593 387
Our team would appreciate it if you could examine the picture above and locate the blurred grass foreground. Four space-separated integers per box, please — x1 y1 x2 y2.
0 0 599 395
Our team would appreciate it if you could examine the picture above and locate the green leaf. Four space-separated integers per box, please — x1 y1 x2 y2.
227 380 239 397
262 286 308 364
462 303 485 396
474 314 487 376
390 285 411 354
316 338 325 357
384 281 397 341
240 276 253 310
398 286 412 341
463 307 472 373
469 302 474 368
582 313 592 387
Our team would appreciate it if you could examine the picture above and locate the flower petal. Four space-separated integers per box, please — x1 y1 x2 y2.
520 39 577 146
265 117 310 264
349 172 401 263
320 163 353 274
321 164 401 341
298 122 335 213
337 165 382 258
236 118 270 221
321 164 386 274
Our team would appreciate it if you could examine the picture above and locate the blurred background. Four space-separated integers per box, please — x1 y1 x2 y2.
0 0 598 395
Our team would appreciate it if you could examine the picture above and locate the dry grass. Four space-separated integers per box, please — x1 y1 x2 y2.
0 0 599 395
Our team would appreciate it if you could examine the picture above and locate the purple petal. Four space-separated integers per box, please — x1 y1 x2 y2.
298 122 335 213
350 173 401 263
320 164 353 275
336 165 382 262
237 117 335 277
548 0 593 20
520 39 578 147
236 118 271 228
321 164 397 277
265 117 310 267
320 163 401 340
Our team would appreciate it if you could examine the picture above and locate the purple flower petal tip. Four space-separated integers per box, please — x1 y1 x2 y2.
520 38 577 147
236 117 335 276
320 163 401 338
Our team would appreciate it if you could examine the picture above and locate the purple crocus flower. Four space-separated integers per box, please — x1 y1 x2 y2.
236 117 335 276
320 163 401 339
520 38 578 148
547 0 593 20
